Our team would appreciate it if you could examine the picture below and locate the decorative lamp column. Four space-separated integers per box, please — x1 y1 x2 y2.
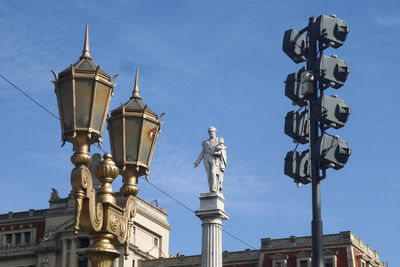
107 68 164 197
53 25 137 267
52 24 117 234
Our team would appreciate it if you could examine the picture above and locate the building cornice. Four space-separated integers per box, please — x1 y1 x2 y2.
0 209 47 224
0 244 39 258
141 249 260 266
141 255 201 267
261 231 353 251
351 233 381 262
223 249 260 263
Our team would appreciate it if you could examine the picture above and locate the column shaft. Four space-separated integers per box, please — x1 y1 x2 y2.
70 238 77 267
11 233 16 247
21 232 25 245
201 222 222 267
61 239 68 267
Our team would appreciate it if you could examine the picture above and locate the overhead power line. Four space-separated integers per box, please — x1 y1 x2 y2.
141 177 257 250
0 73 106 153
0 74 59 120
1 73 257 250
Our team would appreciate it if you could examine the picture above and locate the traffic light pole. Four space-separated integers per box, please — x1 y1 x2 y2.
283 14 350 267
307 17 324 267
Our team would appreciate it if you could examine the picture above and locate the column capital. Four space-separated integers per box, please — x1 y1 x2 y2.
195 209 229 222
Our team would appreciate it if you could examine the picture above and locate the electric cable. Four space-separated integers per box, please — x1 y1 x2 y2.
141 177 257 250
141 177 196 214
0 73 106 153
0 73 60 120
1 73 257 250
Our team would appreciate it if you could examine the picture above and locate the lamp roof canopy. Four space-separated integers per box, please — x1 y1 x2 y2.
111 68 156 116
58 25 110 79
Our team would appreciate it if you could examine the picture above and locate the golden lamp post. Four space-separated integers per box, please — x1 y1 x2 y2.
51 25 164 267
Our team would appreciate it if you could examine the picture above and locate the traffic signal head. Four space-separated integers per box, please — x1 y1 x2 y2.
285 67 313 106
316 15 349 48
283 29 307 63
315 55 350 89
317 134 351 170
315 95 351 129
284 150 311 184
285 110 309 144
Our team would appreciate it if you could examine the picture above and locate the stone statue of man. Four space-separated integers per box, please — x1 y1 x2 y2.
194 126 227 192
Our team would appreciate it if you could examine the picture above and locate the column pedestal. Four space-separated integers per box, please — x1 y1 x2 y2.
195 192 229 267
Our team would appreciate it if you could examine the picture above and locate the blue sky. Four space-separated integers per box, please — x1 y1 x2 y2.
0 0 398 265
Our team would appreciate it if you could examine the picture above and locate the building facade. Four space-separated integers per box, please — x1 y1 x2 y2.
0 191 170 267
0 154 171 267
140 231 386 267
0 155 386 267
0 195 386 267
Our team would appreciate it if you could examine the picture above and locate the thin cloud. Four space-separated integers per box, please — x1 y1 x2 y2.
375 15 400 28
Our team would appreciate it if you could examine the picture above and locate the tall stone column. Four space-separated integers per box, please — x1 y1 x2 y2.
61 239 68 267
195 192 229 267
11 233 16 247
21 232 25 245
70 238 77 267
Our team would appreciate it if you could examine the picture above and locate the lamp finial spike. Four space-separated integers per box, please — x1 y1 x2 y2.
132 67 141 99
80 24 92 60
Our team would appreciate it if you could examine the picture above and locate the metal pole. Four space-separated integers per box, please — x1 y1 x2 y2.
307 17 323 267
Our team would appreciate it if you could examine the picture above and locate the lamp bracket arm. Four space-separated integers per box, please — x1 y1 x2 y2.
71 166 103 234
122 196 136 259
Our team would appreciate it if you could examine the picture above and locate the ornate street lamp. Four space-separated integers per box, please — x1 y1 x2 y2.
52 25 163 267
52 25 117 148
108 68 164 197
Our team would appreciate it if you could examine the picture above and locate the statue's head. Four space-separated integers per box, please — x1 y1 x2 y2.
208 126 217 138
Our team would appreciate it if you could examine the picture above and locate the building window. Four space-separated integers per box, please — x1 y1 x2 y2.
25 232 31 245
324 257 334 267
296 252 311 267
79 237 90 248
295 253 311 267
296 259 311 267
154 237 159 247
356 255 367 267
5 234 12 247
15 233 21 245
271 253 288 267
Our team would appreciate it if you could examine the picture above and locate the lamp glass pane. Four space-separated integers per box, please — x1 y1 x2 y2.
59 79 73 130
75 79 94 128
110 118 123 165
139 119 158 166
126 117 141 162
92 82 110 132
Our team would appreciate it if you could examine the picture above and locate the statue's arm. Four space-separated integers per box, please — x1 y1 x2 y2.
194 145 205 167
